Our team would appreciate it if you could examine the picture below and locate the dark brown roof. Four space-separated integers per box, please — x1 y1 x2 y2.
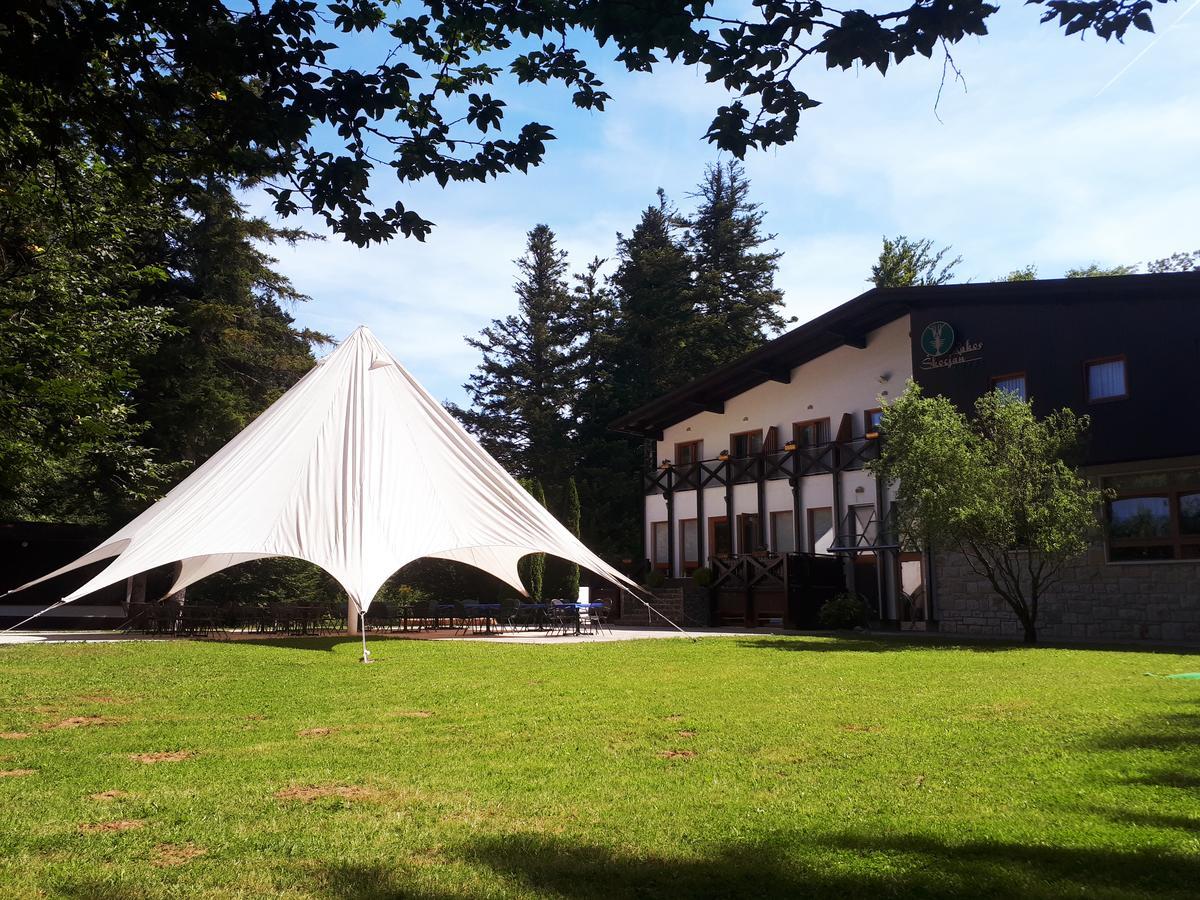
609 271 1200 438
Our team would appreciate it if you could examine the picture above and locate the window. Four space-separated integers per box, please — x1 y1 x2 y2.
680 518 699 572
770 510 796 553
709 516 731 557
808 507 834 555
674 440 702 465
863 408 883 437
991 372 1027 400
737 513 762 554
792 418 831 448
651 521 669 570
730 429 763 458
1103 469 1200 561
1086 356 1127 402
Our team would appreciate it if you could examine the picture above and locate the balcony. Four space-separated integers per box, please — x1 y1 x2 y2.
644 437 881 495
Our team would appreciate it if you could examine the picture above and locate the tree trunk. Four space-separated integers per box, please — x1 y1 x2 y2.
1022 621 1037 644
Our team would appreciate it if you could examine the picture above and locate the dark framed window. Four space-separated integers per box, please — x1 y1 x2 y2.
729 429 763 458
807 506 833 554
674 440 702 465
1103 469 1200 561
1086 356 1128 403
651 521 670 570
792 418 831 447
737 513 762 554
709 516 731 558
770 510 796 553
863 408 883 437
679 518 699 572
991 372 1027 400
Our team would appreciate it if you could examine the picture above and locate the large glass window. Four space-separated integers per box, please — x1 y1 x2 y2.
770 510 795 553
1103 469 1200 561
1086 357 1127 402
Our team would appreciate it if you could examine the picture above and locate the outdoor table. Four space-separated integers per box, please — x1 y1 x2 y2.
463 603 502 633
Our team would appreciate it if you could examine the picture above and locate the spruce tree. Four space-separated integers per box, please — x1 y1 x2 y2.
682 161 789 369
610 191 697 407
452 224 576 483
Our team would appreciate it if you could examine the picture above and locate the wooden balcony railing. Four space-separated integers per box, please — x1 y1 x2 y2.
644 437 881 495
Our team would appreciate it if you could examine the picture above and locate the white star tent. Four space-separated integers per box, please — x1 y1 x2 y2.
8 327 648 648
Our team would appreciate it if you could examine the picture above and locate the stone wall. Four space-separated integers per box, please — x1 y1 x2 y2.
935 546 1200 643
614 581 711 628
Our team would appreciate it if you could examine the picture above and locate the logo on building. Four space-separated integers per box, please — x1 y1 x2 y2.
918 320 984 371
920 321 955 357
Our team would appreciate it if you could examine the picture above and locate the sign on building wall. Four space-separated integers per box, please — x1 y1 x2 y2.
919 320 984 371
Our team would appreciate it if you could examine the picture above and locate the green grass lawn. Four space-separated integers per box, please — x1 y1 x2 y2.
1 634 1198 899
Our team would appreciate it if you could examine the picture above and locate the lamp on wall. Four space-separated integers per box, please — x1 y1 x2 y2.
878 372 892 384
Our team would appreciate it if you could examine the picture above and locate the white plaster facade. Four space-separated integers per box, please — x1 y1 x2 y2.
642 314 913 581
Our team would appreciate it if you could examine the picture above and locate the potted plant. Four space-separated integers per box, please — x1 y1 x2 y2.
717 449 730 461
783 440 797 452
659 458 673 470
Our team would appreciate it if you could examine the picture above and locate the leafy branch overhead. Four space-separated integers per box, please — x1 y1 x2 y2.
0 0 1174 245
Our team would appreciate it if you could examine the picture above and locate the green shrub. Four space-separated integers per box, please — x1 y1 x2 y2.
817 592 869 629
646 569 666 589
692 567 713 588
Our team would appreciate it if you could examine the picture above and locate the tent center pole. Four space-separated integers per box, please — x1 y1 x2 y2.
359 609 371 664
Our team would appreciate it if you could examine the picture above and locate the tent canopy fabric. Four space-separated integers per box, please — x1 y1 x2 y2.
12 327 637 610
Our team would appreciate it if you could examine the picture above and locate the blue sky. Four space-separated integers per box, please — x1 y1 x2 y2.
258 3 1200 405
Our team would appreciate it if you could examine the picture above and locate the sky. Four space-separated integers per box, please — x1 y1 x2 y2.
256 3 1200 406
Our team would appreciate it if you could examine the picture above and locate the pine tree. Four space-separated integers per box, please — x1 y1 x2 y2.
452 224 576 483
682 161 789 369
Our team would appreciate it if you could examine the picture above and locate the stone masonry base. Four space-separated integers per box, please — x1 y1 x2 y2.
935 547 1200 643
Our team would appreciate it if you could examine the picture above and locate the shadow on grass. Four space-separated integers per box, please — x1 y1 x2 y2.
736 635 1015 654
443 829 1199 900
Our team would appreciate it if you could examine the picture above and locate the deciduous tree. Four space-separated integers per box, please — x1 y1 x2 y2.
0 0 1170 245
869 383 1103 643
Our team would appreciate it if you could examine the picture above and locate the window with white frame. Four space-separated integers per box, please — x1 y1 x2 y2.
1086 357 1127 402
991 372 1027 400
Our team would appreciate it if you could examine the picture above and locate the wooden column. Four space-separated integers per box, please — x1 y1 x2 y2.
665 467 676 579
724 459 734 554
755 455 766 551
696 472 706 566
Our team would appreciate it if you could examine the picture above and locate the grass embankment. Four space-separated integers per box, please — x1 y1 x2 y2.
0 634 1198 898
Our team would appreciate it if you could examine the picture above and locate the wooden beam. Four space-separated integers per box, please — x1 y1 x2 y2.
685 399 725 415
834 332 868 349
754 366 792 384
